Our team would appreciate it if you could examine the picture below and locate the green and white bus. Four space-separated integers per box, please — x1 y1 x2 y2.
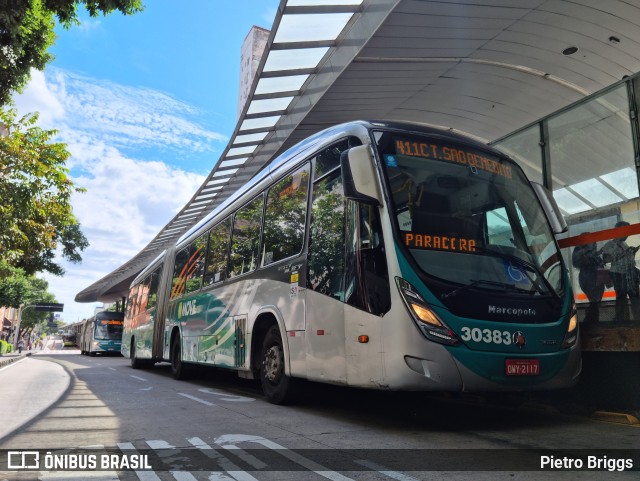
122 120 581 404
79 311 124 356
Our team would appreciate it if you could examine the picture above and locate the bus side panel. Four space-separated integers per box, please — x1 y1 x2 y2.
305 289 345 383
166 284 234 366
344 304 385 387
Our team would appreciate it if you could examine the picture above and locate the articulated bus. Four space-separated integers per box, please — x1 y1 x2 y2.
78 311 124 356
122 120 581 404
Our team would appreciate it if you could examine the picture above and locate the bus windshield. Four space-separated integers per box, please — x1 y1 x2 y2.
376 132 563 298
94 320 124 340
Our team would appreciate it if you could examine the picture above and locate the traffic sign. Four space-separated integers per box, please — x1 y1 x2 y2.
34 303 64 312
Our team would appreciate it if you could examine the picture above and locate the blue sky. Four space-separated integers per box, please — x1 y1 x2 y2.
13 1 280 322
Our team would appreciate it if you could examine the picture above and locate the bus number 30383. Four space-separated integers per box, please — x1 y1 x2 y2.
460 327 512 345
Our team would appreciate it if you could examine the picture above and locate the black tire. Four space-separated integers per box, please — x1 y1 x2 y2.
171 338 187 380
130 342 144 369
260 326 300 404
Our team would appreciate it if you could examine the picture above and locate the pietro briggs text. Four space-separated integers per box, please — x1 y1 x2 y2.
541 455 633 472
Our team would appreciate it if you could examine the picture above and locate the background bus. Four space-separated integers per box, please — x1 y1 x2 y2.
79 311 124 356
122 120 580 404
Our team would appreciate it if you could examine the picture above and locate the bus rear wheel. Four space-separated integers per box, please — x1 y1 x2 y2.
130 342 144 369
171 338 187 380
260 326 300 405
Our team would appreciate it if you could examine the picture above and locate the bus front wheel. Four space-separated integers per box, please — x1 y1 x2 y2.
260 326 299 405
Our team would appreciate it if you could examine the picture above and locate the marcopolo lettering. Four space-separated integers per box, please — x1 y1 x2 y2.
488 305 536 316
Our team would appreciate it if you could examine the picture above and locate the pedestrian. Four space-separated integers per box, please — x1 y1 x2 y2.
17 339 24 354
602 221 640 321
572 240 607 322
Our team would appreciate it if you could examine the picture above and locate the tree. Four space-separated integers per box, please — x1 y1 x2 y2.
0 0 144 106
0 107 89 275
0 260 33 307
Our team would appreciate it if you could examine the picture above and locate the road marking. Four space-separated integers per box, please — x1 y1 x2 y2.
146 440 175 449
117 442 161 481
197 388 255 402
188 437 257 481
37 472 119 480
355 459 422 481
178 392 216 406
215 434 354 481
130 375 147 381
170 472 198 481
109 367 116 371
140 386 153 391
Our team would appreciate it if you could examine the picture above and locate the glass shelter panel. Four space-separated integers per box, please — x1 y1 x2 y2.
493 124 544 184
548 84 640 323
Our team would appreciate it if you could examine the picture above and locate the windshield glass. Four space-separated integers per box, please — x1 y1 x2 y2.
376 131 563 297
94 320 123 340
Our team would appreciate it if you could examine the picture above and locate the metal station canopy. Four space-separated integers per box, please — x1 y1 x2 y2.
76 0 640 303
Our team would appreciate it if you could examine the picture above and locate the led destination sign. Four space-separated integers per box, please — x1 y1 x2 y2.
394 139 513 180
404 232 477 252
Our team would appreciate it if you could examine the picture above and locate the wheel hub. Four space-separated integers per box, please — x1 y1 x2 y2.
264 345 283 383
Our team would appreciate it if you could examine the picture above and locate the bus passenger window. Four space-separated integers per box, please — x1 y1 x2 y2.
126 286 138 318
229 196 263 278
263 164 310 266
170 246 189 299
204 218 231 285
147 268 161 310
184 234 207 294
138 276 150 313
308 170 345 300
314 136 361 178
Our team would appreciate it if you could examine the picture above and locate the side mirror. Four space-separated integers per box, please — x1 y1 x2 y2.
531 182 567 234
340 145 382 206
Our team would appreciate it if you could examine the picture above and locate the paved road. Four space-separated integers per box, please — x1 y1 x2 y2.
0 354 637 480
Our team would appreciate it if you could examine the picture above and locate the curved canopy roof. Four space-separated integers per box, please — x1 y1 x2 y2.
76 0 640 302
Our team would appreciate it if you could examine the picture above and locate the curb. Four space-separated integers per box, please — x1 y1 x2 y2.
591 410 640 425
0 352 30 370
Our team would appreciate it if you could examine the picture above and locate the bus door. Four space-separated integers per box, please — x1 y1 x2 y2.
306 173 391 384
306 168 348 382
343 201 390 386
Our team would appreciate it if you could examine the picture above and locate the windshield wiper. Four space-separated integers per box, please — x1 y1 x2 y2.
441 279 533 300
474 247 559 299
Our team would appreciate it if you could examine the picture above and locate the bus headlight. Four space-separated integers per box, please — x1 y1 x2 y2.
561 304 578 348
396 277 459 346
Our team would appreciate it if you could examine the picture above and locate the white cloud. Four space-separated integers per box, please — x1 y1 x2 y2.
13 70 65 125
12 69 221 323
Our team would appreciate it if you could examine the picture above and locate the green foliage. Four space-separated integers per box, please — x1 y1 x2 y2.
0 261 56 319
0 339 14 353
0 260 32 307
21 285 57 329
0 0 143 106
0 107 89 275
